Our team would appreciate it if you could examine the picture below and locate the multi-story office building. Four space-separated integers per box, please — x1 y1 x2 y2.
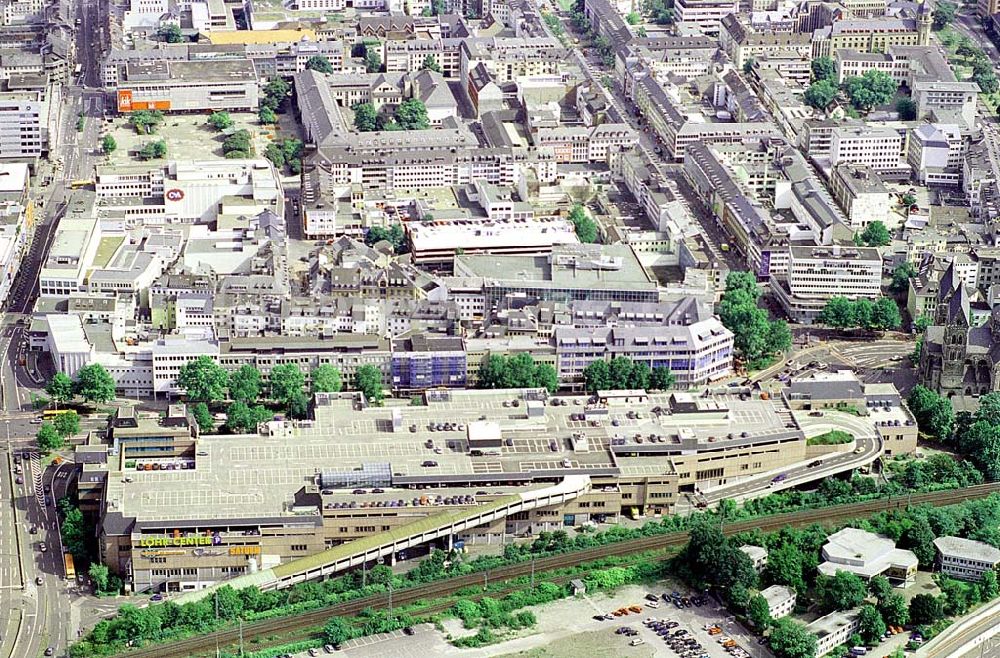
829 164 891 230
908 123 964 186
553 298 734 389
933 536 1000 582
830 125 906 174
674 0 739 35
772 245 882 323
0 90 48 159
807 611 861 657
811 9 931 59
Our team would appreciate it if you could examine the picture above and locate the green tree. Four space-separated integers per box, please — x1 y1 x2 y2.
767 319 793 354
890 262 917 293
859 220 891 247
932 1 956 29
177 356 230 403
858 604 886 644
818 297 856 329
59 499 88 561
305 55 335 73
534 363 559 394
353 102 378 132
764 543 806 593
843 70 898 111
73 364 117 403
871 297 902 331
909 593 943 625
900 193 917 208
394 99 429 130
804 79 838 110
311 364 343 394
89 563 110 593
626 10 642 23
879 592 910 627
53 411 80 438
222 129 252 156
365 49 382 73
225 402 271 433
649 367 676 390
228 365 262 404
748 593 772 629
258 106 277 125
261 77 290 112
191 402 214 434
769 618 818 658
811 56 836 82
287 392 310 420
101 135 117 155
207 111 234 131
36 422 63 452
914 314 932 333
355 365 384 404
719 272 787 367
896 98 917 120
907 385 955 439
743 58 755 75
138 140 167 159
568 204 599 243
900 516 937 567
158 23 183 43
365 224 406 253
46 373 75 405
421 54 442 72
818 570 868 612
324 616 355 645
979 569 998 600
129 110 164 134
263 142 286 168
854 298 874 331
869 575 892 604
269 364 305 406
582 360 610 393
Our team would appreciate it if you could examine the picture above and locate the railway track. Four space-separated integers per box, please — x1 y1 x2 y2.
116 482 1000 658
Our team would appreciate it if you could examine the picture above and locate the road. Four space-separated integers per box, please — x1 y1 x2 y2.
921 596 1000 658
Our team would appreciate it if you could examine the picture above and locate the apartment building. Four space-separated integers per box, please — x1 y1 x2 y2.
830 125 906 174
772 245 882 323
760 585 796 620
719 15 812 68
933 536 1000 582
534 124 637 164
912 80 979 129
807 610 861 657
114 59 259 113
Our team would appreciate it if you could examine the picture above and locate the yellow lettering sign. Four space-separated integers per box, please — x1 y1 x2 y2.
138 536 213 548
229 546 261 556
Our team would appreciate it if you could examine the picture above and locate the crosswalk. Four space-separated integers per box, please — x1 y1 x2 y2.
28 451 43 508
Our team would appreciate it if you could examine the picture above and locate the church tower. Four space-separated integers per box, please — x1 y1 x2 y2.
917 1 932 45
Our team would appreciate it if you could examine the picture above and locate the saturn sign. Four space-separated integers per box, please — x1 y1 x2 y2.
166 188 184 202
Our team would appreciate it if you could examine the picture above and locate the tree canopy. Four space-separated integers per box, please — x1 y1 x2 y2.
74 364 116 404
355 365 384 404
804 79 838 110
843 70 898 111
719 272 790 368
312 364 343 394
810 56 836 82
177 356 230 403
305 55 335 73
908 385 955 440
394 99 429 130
269 364 305 407
478 354 559 393
46 373 75 404
229 365 262 404
857 220 891 247
207 111 234 131
353 103 378 132
769 618 817 658
568 204 598 243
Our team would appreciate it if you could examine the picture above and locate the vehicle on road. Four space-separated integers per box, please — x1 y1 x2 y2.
39 542 47 552
770 473 787 485
807 460 822 468
35 576 43 585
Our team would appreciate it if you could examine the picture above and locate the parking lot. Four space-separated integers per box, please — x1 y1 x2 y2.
287 582 772 658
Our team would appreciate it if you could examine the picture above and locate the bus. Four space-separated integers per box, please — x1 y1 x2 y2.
64 553 76 580
73 64 82 76
69 179 93 190
42 409 74 419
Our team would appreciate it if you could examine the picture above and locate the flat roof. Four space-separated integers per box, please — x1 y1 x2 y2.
106 389 802 526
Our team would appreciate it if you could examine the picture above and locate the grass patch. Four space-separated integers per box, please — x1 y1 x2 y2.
92 236 125 268
807 430 854 446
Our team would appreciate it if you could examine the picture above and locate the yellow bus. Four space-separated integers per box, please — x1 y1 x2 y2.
70 180 93 189
42 409 74 419
64 553 76 580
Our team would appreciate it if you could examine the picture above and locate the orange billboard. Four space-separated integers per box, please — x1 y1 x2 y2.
116 91 170 113
117 89 132 112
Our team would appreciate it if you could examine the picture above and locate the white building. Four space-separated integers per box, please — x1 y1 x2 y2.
0 91 49 159
829 164 891 230
674 0 740 35
740 545 769 571
807 610 861 657
759 585 796 620
39 217 102 297
408 216 579 265
818 527 918 586
122 0 169 32
772 245 883 323
45 314 95 378
95 160 283 226
908 123 964 186
830 125 905 173
114 59 258 113
933 536 1000 582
